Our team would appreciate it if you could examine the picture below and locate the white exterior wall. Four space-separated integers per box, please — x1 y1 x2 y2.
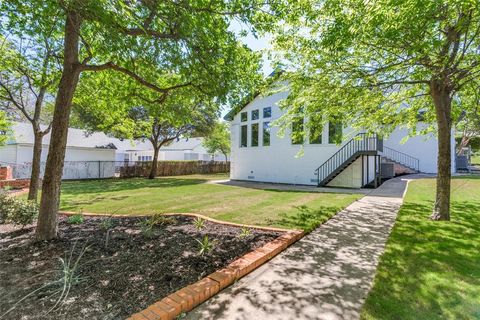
383 127 455 173
229 90 450 186
0 145 18 164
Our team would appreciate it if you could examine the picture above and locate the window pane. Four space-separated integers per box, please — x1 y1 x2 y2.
241 125 248 147
310 124 322 144
251 109 259 120
251 123 259 146
263 107 272 118
328 121 343 144
292 117 304 145
241 112 247 122
263 122 270 146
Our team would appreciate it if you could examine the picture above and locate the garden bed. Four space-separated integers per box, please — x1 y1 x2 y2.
0 215 281 319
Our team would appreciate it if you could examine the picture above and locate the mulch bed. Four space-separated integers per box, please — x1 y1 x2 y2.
0 215 281 319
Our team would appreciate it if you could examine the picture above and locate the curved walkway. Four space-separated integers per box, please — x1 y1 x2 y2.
186 176 413 320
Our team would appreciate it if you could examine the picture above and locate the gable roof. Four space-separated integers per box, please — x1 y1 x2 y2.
6 122 152 151
161 137 204 151
223 70 283 121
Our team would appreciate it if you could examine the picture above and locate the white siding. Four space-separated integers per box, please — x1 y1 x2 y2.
0 145 18 164
229 89 450 187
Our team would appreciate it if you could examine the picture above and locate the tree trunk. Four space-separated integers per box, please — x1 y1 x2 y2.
35 12 82 241
430 81 452 221
28 131 43 201
149 146 160 179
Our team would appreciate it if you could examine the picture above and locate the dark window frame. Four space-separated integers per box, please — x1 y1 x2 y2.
251 123 259 147
328 121 343 144
251 109 259 120
263 107 272 118
263 121 270 146
241 112 248 122
240 124 248 147
291 117 304 145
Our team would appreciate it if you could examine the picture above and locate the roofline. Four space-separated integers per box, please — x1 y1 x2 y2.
223 70 283 121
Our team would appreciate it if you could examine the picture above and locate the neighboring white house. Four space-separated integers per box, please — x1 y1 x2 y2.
122 137 229 163
225 88 456 188
0 122 121 179
0 123 228 179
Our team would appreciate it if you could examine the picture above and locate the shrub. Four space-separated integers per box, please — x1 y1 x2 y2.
148 213 177 227
0 191 38 226
99 217 115 231
68 214 85 224
195 235 214 256
238 227 252 239
193 217 206 231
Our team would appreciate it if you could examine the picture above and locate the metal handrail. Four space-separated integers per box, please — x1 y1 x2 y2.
314 133 382 185
382 146 420 171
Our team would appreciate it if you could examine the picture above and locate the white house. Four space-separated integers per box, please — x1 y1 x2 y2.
121 137 229 163
225 89 456 188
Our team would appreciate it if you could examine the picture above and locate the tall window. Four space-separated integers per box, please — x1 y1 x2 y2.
241 112 247 122
263 107 272 118
291 117 304 145
328 121 343 144
263 122 270 146
252 109 259 120
251 123 259 146
310 124 322 144
241 125 248 147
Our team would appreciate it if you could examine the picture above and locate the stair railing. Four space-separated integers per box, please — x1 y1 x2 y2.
314 133 382 186
382 146 420 171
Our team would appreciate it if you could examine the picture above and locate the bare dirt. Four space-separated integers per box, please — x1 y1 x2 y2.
0 215 280 319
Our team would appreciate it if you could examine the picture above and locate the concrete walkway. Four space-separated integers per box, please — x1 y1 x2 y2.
187 176 412 320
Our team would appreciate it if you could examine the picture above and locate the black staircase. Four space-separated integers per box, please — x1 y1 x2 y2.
315 133 383 187
381 146 420 172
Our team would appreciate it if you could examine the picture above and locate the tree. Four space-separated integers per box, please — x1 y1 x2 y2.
73 74 217 179
203 121 231 162
0 36 57 201
267 0 480 220
0 111 10 146
1 0 264 240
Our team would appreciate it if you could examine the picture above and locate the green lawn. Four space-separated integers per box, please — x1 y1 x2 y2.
57 174 361 232
361 176 480 320
472 154 480 166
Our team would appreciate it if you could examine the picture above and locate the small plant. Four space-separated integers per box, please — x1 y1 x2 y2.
193 217 206 231
195 235 214 256
0 192 38 226
138 219 154 238
100 217 115 230
238 227 252 239
68 214 84 224
148 213 177 227
0 241 89 318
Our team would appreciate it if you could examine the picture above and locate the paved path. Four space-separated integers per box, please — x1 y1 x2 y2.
208 180 371 195
187 176 412 320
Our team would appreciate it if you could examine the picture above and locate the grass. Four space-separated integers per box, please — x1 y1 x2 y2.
53 174 361 232
361 176 480 320
471 154 480 166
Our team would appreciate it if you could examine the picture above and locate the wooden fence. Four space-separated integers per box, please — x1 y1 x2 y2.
119 160 230 178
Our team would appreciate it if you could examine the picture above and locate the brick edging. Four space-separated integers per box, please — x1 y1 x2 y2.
58 211 294 233
127 230 304 320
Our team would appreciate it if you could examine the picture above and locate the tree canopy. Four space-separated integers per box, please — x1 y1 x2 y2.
203 121 231 161
0 0 268 239
266 0 480 220
0 111 10 146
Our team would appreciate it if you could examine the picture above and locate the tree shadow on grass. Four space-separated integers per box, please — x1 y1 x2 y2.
277 205 345 232
61 177 210 196
362 200 480 320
